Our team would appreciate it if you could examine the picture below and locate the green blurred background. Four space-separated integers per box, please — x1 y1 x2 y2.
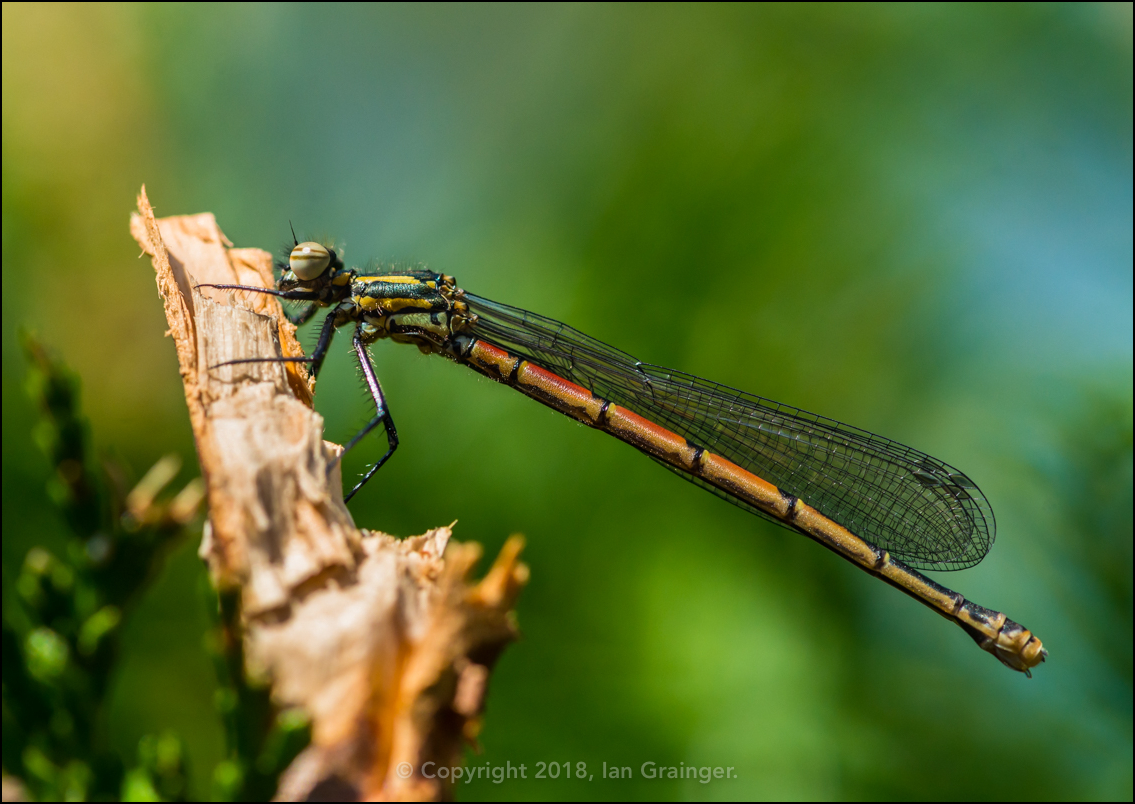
3 3 1131 800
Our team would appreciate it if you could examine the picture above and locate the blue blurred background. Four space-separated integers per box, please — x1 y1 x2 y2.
3 4 1131 800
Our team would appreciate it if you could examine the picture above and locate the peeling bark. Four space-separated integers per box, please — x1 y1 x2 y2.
131 187 527 801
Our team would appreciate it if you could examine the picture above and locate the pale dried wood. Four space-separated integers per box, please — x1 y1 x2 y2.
130 187 527 801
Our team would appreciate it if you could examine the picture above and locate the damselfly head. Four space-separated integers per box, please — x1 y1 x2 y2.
290 241 332 280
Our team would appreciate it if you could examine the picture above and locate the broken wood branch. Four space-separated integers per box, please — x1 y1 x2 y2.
130 187 527 801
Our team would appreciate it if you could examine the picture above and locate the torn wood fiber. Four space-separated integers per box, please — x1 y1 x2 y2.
131 187 528 801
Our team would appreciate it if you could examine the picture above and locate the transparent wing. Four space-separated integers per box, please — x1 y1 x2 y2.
465 294 994 571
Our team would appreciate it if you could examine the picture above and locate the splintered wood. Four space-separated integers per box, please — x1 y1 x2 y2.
131 188 527 801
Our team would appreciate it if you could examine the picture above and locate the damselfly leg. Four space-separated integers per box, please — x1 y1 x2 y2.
341 328 399 502
286 300 320 327
197 286 339 379
196 278 398 499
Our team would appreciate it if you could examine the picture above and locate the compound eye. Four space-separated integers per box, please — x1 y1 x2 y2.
290 242 331 280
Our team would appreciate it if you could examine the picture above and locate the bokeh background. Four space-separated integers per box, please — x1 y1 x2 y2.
3 3 1131 800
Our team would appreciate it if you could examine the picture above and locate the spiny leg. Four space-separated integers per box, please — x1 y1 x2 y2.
195 282 327 367
284 301 319 327
207 302 342 380
302 308 340 380
195 282 320 302
336 328 399 502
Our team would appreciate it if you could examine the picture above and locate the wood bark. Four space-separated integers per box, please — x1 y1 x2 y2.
130 187 527 801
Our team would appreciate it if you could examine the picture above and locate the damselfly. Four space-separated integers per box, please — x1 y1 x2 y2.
200 237 1047 675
